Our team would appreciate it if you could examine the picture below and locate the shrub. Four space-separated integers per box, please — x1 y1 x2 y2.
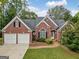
45 38 53 44
61 31 79 52
37 38 45 42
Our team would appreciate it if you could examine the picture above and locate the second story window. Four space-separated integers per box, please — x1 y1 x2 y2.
19 22 21 27
13 22 15 27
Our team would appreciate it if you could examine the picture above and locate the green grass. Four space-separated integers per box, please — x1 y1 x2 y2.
0 38 3 45
23 46 79 59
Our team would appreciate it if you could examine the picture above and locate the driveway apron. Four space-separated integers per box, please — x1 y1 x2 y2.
0 44 28 59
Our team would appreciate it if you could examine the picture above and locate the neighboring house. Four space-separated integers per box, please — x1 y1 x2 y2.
2 15 67 44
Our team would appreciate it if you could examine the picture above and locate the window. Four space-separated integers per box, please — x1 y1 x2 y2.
40 29 46 38
13 20 21 27
19 22 21 27
13 22 15 27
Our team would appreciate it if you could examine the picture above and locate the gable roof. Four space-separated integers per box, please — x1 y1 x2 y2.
36 20 50 27
2 16 32 32
49 16 65 27
54 20 65 28
35 16 59 30
23 16 65 31
46 16 58 27
41 17 65 27
57 21 69 31
22 17 45 31
2 16 66 32
44 16 58 29
23 20 37 31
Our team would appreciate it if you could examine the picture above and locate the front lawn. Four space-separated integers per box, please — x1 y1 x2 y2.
23 46 79 59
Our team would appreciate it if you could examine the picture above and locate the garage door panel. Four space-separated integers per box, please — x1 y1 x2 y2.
4 34 16 44
18 34 30 44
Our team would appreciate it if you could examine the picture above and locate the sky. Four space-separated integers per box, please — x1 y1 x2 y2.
27 0 79 17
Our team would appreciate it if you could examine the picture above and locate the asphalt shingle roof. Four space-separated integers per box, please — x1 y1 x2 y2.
22 17 65 31
49 16 65 28
54 20 65 27
23 19 41 31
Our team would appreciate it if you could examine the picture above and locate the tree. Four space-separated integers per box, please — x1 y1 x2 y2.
72 12 79 23
61 31 79 52
0 0 8 30
4 3 16 26
0 0 7 5
20 9 37 19
0 0 37 30
0 5 3 30
9 0 22 14
19 0 37 19
48 6 72 21
61 12 79 52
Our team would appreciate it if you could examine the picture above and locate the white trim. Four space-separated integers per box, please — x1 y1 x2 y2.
58 21 69 31
36 20 50 27
46 16 58 27
2 16 32 32
36 16 58 27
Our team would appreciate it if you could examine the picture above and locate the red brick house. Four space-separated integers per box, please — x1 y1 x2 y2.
2 15 68 44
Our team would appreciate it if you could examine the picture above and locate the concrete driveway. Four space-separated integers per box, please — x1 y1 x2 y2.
0 44 29 59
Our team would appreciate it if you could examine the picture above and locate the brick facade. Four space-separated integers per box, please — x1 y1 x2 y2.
3 20 32 43
56 31 62 41
35 21 62 41
35 21 51 40
3 16 63 44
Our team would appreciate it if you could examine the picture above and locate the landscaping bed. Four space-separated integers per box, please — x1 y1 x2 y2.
23 46 79 59
30 41 49 47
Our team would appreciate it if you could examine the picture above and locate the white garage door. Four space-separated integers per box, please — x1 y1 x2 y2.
18 34 30 44
4 34 16 44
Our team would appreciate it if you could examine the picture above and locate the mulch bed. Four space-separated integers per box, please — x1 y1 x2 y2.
29 41 50 47
29 41 60 49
